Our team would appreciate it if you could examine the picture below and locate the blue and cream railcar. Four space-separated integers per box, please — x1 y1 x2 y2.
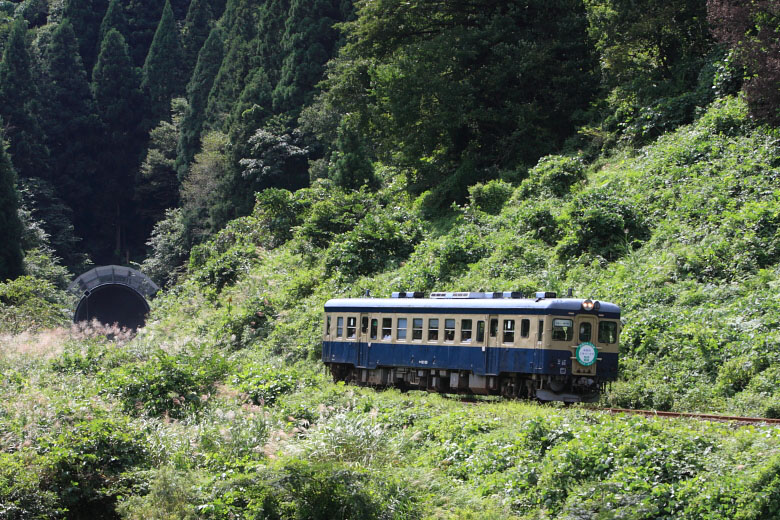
322 291 621 402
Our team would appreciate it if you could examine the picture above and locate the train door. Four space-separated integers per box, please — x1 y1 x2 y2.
358 313 370 367
486 315 499 375
573 315 597 376
534 318 544 372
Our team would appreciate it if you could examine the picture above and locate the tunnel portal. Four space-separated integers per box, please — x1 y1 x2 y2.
68 266 159 330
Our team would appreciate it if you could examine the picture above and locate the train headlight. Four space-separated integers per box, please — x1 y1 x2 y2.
582 299 594 311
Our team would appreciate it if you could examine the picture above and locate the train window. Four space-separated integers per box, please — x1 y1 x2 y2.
444 319 455 341
397 318 407 340
520 319 530 338
412 318 423 340
461 319 473 342
598 321 618 344
326 316 331 336
347 317 356 338
476 321 485 343
579 322 592 342
490 319 498 338
336 317 343 338
428 319 439 341
538 320 544 341
503 320 515 344
382 318 393 340
361 316 369 334
370 319 378 340
552 319 573 341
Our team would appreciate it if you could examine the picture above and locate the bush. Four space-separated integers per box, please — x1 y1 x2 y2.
324 208 423 278
232 364 307 406
252 189 308 249
556 188 649 261
519 155 586 199
468 180 513 215
0 275 69 333
103 350 229 418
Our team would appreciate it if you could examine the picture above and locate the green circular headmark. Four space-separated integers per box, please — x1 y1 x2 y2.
576 342 598 366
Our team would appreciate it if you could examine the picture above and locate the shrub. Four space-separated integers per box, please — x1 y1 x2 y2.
468 180 513 215
232 364 307 406
519 155 586 198
0 452 63 519
556 188 649 261
324 208 423 278
252 188 307 249
103 350 229 418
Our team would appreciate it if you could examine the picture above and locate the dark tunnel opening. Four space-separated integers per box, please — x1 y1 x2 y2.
73 284 151 330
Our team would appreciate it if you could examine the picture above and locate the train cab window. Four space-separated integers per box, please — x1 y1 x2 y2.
361 317 369 334
370 319 378 340
336 317 344 338
397 318 407 340
538 320 544 341
461 319 473 343
489 319 498 338
326 316 331 336
412 318 423 340
382 318 393 340
520 319 530 338
347 317 357 339
503 320 515 344
428 319 439 341
476 321 485 343
552 319 574 341
444 319 456 341
579 322 592 342
598 321 618 344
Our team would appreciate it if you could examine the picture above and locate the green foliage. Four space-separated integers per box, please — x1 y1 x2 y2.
141 208 189 287
233 364 308 406
319 0 597 200
141 0 184 125
0 275 68 333
103 349 229 418
0 17 51 182
176 26 224 178
520 155 586 199
37 417 149 518
251 188 307 249
0 133 23 281
556 188 648 261
324 206 423 278
0 452 63 519
294 186 373 250
467 180 513 215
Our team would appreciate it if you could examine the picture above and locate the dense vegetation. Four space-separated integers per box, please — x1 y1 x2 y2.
2 0 780 518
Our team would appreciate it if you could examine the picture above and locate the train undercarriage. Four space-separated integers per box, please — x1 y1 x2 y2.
327 363 604 403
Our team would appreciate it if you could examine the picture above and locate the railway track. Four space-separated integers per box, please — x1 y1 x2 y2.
597 407 780 425
445 396 780 425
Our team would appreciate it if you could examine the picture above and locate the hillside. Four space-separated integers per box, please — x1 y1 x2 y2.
2 0 780 518
3 97 780 519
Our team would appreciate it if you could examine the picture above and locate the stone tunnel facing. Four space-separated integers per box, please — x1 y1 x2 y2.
69 265 159 331
73 284 150 330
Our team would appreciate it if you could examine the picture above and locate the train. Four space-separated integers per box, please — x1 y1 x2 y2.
321 291 621 402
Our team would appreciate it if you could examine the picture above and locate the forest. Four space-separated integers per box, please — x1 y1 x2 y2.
2 0 780 518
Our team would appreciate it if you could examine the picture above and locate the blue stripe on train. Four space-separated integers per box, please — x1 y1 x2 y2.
322 340 618 380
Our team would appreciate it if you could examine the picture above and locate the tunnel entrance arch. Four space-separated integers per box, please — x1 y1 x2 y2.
68 265 159 330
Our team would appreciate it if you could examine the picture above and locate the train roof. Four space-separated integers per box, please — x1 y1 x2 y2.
324 296 621 317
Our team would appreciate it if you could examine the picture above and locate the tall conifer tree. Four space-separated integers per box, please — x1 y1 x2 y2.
92 29 145 262
0 17 51 182
97 0 129 52
272 0 344 119
204 0 258 130
0 128 24 281
142 0 185 126
176 26 225 178
62 0 109 72
181 0 213 77
42 20 102 237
